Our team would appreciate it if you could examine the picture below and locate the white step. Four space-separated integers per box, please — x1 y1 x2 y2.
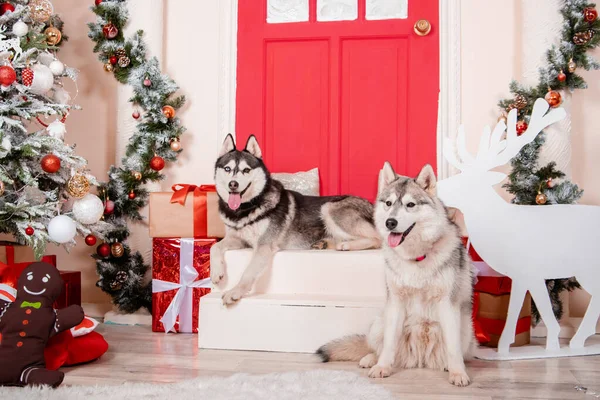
215 249 386 297
198 293 383 353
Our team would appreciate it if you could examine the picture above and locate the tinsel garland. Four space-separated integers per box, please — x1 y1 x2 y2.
88 0 186 313
498 0 599 323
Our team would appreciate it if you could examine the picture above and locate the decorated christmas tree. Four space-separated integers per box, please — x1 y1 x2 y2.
498 0 599 323
0 0 111 259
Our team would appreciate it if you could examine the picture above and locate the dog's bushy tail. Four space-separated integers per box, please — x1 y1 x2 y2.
316 334 371 362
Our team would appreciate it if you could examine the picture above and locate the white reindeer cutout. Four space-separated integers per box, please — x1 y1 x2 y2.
437 98 600 359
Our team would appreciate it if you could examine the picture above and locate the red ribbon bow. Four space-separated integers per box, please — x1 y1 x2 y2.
170 184 217 237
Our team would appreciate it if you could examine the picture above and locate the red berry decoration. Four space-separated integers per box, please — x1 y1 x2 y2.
21 67 33 86
132 110 140 119
109 55 118 65
25 226 34 236
516 120 528 136
41 154 61 173
102 23 119 39
557 70 566 82
128 190 136 200
97 243 111 258
0 2 15 15
104 199 115 215
149 155 165 171
0 65 16 86
584 7 598 22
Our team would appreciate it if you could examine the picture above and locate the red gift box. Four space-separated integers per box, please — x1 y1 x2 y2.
54 271 81 309
152 237 215 333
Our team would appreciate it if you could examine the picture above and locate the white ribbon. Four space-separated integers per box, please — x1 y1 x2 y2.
152 238 211 333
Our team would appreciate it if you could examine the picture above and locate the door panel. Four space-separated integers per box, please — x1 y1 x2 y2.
237 0 439 201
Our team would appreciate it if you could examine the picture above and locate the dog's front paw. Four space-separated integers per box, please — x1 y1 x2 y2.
368 364 393 379
448 370 470 387
221 286 247 306
359 353 377 369
211 258 226 285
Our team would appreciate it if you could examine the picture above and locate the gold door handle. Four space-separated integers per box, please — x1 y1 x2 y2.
414 19 431 36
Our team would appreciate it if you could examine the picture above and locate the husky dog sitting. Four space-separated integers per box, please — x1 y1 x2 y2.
317 162 475 386
211 134 381 305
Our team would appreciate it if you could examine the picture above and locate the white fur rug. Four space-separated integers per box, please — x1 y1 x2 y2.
0 370 395 400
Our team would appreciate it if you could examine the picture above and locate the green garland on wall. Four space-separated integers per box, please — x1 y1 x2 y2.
498 0 599 323
88 0 186 313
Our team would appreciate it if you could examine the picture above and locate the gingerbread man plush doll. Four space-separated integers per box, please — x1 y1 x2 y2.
0 262 84 387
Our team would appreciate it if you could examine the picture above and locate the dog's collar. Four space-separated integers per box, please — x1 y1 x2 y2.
415 255 426 262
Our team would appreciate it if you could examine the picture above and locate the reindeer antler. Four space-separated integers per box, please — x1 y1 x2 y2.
444 98 566 172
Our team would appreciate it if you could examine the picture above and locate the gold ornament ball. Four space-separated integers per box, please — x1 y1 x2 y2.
29 0 53 23
45 26 62 46
0 181 4 196
170 138 182 151
111 242 125 258
67 173 90 199
104 63 114 72
132 171 142 181
536 193 548 205
568 59 577 73
162 105 176 119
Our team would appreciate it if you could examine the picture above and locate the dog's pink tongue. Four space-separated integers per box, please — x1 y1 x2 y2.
388 233 403 248
228 193 241 210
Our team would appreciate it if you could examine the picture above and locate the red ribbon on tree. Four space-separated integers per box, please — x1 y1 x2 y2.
170 184 217 238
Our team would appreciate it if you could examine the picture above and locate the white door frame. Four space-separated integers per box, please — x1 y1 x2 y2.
216 0 461 180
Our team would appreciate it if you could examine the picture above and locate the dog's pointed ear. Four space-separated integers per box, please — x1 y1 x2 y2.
219 134 236 157
416 164 437 196
244 135 262 159
378 161 397 194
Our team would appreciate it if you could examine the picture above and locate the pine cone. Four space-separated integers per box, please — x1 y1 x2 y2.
513 94 528 110
115 48 127 59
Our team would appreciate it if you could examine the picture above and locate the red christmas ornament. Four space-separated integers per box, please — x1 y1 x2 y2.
149 155 165 171
516 120 528 136
0 65 16 86
132 110 140 119
128 190 136 200
104 199 115 215
0 2 15 15
97 243 111 258
102 23 119 39
41 154 61 173
584 7 598 22
21 68 33 86
25 226 34 236
143 78 152 87
95 0 103 5
109 55 118 65
545 89 562 108
557 70 567 82
85 234 97 246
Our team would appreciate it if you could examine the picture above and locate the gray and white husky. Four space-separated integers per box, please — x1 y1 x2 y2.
211 134 382 305
317 162 475 386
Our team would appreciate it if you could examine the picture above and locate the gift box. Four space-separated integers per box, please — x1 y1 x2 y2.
149 184 225 238
152 237 215 333
0 241 57 302
54 271 82 309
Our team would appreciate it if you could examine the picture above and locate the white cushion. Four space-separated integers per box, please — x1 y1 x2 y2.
272 168 319 196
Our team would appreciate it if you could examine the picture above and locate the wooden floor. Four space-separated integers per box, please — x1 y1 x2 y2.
63 324 600 399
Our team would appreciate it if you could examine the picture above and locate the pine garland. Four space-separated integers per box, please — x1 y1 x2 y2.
88 0 186 313
499 0 599 323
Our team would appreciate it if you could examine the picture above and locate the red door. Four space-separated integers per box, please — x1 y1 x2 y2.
236 0 439 201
